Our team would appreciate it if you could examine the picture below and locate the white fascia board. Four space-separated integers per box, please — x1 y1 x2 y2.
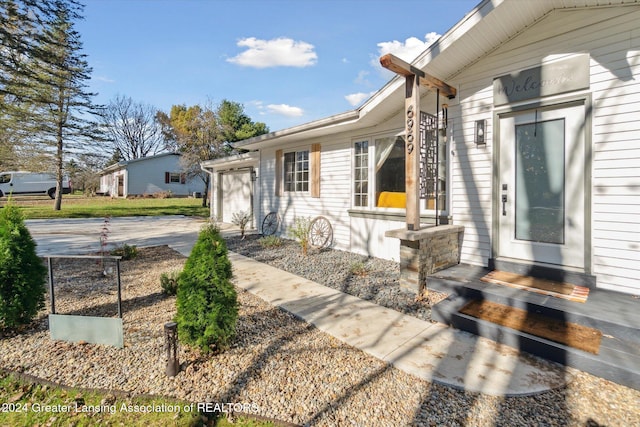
201 152 259 172
233 110 360 150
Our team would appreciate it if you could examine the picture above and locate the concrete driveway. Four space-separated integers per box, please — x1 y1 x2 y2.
26 216 210 257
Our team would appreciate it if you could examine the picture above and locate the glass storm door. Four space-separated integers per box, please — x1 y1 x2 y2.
499 105 585 268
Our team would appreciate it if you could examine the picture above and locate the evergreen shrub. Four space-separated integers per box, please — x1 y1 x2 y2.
175 224 238 353
0 201 47 330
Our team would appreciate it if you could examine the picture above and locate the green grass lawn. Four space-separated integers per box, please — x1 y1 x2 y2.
0 372 275 427
5 195 211 219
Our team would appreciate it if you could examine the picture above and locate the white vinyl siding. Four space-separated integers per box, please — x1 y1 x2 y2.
258 124 409 259
447 5 640 292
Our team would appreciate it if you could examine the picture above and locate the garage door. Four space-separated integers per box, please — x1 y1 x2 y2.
221 170 252 223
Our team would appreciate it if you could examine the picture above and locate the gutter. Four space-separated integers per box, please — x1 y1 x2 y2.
232 109 360 150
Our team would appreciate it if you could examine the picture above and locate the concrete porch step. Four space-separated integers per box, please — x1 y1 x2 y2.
428 273 640 391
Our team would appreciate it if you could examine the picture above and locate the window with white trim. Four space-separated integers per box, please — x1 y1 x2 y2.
165 172 185 184
352 132 447 212
374 135 405 206
354 141 368 207
284 150 309 192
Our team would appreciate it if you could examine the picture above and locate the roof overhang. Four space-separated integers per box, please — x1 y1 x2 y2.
201 151 259 172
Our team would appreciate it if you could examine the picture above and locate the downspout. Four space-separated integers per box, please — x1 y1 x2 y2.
435 89 440 226
249 166 256 230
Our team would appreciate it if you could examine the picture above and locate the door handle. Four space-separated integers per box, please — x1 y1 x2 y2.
501 194 507 216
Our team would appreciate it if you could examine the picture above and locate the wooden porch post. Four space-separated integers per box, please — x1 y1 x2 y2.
380 53 456 231
405 74 421 231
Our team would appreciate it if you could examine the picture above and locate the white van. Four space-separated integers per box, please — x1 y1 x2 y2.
0 171 72 199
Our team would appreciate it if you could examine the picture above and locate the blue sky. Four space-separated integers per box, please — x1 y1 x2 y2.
76 0 479 131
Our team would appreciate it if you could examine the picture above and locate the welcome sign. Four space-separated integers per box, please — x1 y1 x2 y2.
493 55 590 106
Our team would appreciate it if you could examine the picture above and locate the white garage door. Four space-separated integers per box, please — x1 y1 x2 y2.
221 170 252 223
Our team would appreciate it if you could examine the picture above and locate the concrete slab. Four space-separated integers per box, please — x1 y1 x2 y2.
384 325 568 396
27 216 206 256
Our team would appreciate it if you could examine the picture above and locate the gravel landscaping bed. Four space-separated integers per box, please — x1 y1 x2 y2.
224 234 447 322
1 245 639 426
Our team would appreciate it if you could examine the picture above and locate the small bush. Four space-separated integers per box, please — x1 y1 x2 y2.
111 243 138 260
160 270 181 296
154 190 173 199
289 216 312 255
231 210 252 239
175 224 238 353
0 201 47 331
258 235 283 248
349 261 368 277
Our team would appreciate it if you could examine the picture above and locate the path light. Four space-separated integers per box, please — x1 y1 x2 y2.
164 322 179 376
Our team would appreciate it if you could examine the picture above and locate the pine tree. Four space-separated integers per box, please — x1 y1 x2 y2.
0 0 103 208
30 1 103 210
1 0 58 168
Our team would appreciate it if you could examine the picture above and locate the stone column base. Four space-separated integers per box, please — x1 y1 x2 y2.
386 225 465 293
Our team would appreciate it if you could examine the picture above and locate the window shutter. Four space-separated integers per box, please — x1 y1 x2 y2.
311 143 320 198
165 172 170 184
275 149 283 197
180 173 186 184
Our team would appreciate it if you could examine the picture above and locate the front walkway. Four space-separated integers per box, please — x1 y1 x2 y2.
227 250 569 396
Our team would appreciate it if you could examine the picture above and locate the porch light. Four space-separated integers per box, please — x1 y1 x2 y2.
440 104 448 137
475 119 486 146
251 169 257 182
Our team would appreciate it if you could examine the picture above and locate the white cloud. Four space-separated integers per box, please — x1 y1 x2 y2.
247 100 266 115
372 31 441 66
267 104 304 117
355 70 370 86
345 91 376 107
94 75 115 83
227 37 318 68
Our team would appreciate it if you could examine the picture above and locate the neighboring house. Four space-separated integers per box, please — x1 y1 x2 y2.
203 0 640 296
99 152 204 198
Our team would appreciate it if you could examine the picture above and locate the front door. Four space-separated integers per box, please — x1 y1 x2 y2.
498 103 586 269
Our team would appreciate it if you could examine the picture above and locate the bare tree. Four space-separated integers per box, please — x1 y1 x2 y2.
101 94 165 161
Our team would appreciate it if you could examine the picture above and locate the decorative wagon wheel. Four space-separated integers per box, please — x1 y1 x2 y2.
261 212 279 236
309 216 333 249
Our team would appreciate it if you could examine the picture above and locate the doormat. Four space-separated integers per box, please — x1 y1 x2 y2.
459 299 602 354
480 270 590 303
